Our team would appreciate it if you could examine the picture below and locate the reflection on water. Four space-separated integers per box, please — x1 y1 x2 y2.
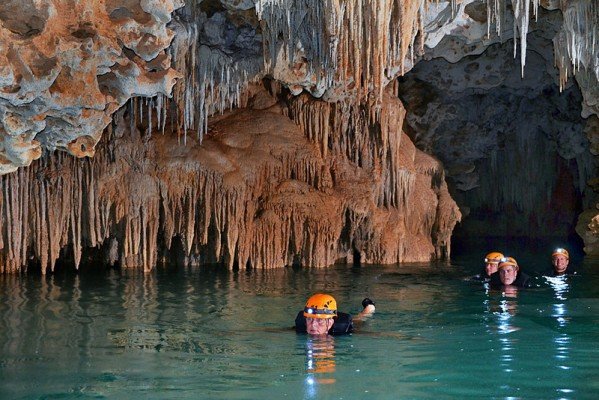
306 336 335 376
304 336 337 398
306 337 336 375
546 275 570 300
496 298 518 376
481 288 520 380
1 261 599 399
545 275 574 393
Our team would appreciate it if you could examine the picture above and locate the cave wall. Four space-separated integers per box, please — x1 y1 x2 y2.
0 0 598 271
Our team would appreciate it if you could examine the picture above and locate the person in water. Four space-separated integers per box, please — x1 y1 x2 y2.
490 257 532 288
544 248 576 276
295 293 375 336
471 251 504 282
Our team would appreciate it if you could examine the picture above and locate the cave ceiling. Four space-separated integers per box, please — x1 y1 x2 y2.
2 0 596 175
0 0 599 173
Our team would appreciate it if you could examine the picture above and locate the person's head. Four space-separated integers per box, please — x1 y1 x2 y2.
498 257 519 285
484 251 504 276
304 294 337 335
552 248 569 274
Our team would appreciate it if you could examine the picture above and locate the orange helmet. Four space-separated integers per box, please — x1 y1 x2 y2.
498 256 518 269
304 294 337 319
552 248 569 259
484 252 504 264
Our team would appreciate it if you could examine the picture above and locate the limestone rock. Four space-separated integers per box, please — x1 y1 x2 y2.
2 0 599 269
0 0 182 174
0 90 460 272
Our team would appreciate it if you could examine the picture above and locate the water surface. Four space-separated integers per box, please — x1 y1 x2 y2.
1 256 599 399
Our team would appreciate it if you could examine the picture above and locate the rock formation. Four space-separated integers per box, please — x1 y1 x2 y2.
0 0 182 174
1 0 599 271
0 87 459 273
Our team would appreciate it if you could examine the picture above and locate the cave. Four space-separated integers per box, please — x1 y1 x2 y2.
0 0 597 273
396 6 595 259
3 1 599 398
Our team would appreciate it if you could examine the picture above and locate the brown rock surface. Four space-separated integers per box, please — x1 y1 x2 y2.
0 88 459 273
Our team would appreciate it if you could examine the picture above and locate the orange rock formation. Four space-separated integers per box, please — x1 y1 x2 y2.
0 87 459 273
2 0 597 271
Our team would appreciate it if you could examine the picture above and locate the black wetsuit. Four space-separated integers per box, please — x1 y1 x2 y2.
489 271 533 288
294 311 354 335
542 264 578 277
470 269 492 282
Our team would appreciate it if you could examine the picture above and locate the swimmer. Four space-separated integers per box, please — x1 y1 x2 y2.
471 251 504 282
544 248 576 277
295 294 375 336
490 257 532 288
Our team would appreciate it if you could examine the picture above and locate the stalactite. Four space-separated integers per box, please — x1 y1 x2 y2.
288 90 415 210
554 0 599 91
0 1 479 272
286 86 459 263
486 0 504 39
485 0 540 77
166 6 260 145
485 0 598 84
254 0 571 100
0 98 460 273
256 0 426 103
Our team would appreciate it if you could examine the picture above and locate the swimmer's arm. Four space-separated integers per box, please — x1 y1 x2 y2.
353 298 376 322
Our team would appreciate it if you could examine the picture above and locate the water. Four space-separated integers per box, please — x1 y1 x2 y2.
1 257 599 399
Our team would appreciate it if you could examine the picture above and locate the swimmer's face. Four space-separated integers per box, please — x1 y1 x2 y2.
499 266 518 285
552 255 569 274
306 317 335 336
485 262 499 276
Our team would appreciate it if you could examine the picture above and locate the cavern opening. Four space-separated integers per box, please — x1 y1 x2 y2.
397 7 595 259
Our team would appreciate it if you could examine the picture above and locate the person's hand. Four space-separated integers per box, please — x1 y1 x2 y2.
362 304 375 314
361 298 375 314
362 298 375 308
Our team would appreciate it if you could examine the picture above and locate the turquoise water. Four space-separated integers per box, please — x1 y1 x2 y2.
1 257 599 399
